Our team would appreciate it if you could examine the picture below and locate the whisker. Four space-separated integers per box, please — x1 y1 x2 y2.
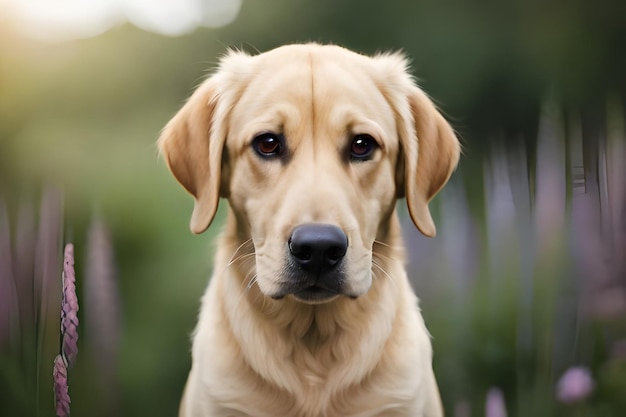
234 270 258 311
372 250 400 263
373 239 402 250
247 274 258 290
240 264 256 286
228 252 256 267
216 240 256 277
371 261 392 280
371 260 398 291
245 277 258 296
227 238 253 265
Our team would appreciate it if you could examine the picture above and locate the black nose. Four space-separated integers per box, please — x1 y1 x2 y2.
289 224 348 274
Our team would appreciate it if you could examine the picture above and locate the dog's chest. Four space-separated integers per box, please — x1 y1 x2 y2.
221 351 413 417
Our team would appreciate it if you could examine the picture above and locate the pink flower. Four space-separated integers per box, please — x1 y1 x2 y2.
53 354 71 417
54 243 79 416
556 366 594 404
485 387 507 417
61 243 79 369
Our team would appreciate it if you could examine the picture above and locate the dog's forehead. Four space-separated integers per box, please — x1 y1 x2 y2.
252 45 388 107
227 45 398 146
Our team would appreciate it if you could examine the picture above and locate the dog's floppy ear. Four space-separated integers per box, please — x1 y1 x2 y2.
402 86 460 237
158 78 225 234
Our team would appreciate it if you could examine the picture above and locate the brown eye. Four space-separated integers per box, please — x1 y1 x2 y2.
350 134 377 161
253 133 282 157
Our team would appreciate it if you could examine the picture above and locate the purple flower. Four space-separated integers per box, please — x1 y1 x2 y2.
485 387 507 417
61 243 79 369
53 354 71 417
556 366 594 404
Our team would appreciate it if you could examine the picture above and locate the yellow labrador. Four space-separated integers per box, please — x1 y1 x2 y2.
159 43 460 417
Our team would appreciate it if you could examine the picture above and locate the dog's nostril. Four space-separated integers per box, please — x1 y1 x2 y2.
288 239 312 261
296 248 312 261
326 245 346 262
289 224 348 273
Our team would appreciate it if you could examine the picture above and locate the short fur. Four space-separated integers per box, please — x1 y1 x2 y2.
159 43 460 417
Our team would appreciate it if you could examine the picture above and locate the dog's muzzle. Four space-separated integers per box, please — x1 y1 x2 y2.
278 223 348 302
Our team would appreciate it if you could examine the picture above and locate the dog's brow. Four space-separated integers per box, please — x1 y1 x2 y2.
350 121 387 150
239 107 301 143
328 107 388 150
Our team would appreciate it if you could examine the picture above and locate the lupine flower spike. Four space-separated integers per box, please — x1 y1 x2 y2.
61 243 79 368
53 354 70 417
53 243 79 417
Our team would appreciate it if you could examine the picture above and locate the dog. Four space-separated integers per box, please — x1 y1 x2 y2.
158 43 460 417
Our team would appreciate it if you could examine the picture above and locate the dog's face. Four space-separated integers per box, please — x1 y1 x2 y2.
159 44 459 304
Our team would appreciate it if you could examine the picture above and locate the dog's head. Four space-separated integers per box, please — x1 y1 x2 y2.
159 44 459 304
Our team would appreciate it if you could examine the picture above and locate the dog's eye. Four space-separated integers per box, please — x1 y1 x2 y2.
350 135 377 161
253 133 282 157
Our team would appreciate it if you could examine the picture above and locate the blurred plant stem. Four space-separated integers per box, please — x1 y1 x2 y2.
0 188 63 416
34 188 63 417
85 218 121 416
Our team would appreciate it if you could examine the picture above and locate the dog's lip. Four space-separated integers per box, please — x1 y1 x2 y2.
269 285 359 302
292 285 339 302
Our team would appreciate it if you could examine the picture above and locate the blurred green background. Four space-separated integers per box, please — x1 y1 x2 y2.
1 0 625 416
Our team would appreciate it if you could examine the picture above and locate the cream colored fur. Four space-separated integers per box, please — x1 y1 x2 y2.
159 43 460 417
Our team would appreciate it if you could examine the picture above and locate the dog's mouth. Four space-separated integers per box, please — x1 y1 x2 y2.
292 285 340 303
269 279 349 304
